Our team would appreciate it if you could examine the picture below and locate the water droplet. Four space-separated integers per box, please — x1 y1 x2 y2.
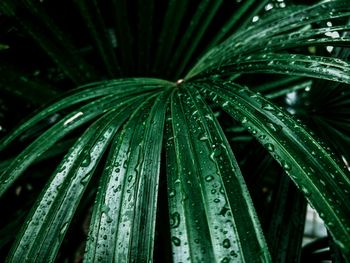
262 103 275 111
199 134 209 141
81 154 91 167
170 212 180 228
171 236 181 246
265 143 275 152
258 134 267 140
205 175 214 182
223 239 231 248
221 257 230 263
64 112 84 126
267 122 282 132
219 187 225 194
214 198 220 203
320 179 326 186
230 251 238 257
80 172 90 185
301 185 311 197
210 148 222 162
60 222 69 237
281 160 292 171
219 206 229 216
113 185 122 193
169 189 176 197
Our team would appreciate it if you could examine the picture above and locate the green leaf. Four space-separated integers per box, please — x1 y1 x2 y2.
0 138 74 173
190 53 350 85
0 78 171 152
166 86 271 262
6 105 132 262
199 80 350 257
84 90 169 262
0 93 152 197
235 0 350 46
188 0 350 78
248 25 350 54
253 76 313 100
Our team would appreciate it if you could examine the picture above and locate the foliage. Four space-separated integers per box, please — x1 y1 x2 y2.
0 0 350 262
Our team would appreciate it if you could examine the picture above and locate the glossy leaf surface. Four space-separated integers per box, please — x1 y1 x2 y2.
166 86 271 262
199 80 350 258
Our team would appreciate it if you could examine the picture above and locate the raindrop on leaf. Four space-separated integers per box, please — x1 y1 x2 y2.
265 143 275 152
281 160 292 171
205 175 214 182
171 236 181 246
223 238 231 248
262 103 275 111
170 212 180 228
266 122 282 132
169 189 176 198
81 154 91 167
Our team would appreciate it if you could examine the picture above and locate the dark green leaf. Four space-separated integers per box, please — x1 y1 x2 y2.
7 106 132 262
0 93 153 196
199 80 350 257
0 78 171 152
166 86 271 262
84 90 169 262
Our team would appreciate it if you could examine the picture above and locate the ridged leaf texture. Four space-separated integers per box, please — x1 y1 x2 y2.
1 0 350 262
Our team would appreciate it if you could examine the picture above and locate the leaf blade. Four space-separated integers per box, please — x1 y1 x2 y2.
84 90 170 262
200 80 350 257
7 107 131 262
167 86 271 262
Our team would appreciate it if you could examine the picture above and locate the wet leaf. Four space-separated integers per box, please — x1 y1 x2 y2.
199 80 350 258
7 106 132 262
166 86 271 262
84 90 170 262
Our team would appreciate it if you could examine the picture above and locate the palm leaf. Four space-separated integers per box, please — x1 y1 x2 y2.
85 89 170 262
167 86 271 262
198 80 350 258
7 107 132 262
1 0 350 262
